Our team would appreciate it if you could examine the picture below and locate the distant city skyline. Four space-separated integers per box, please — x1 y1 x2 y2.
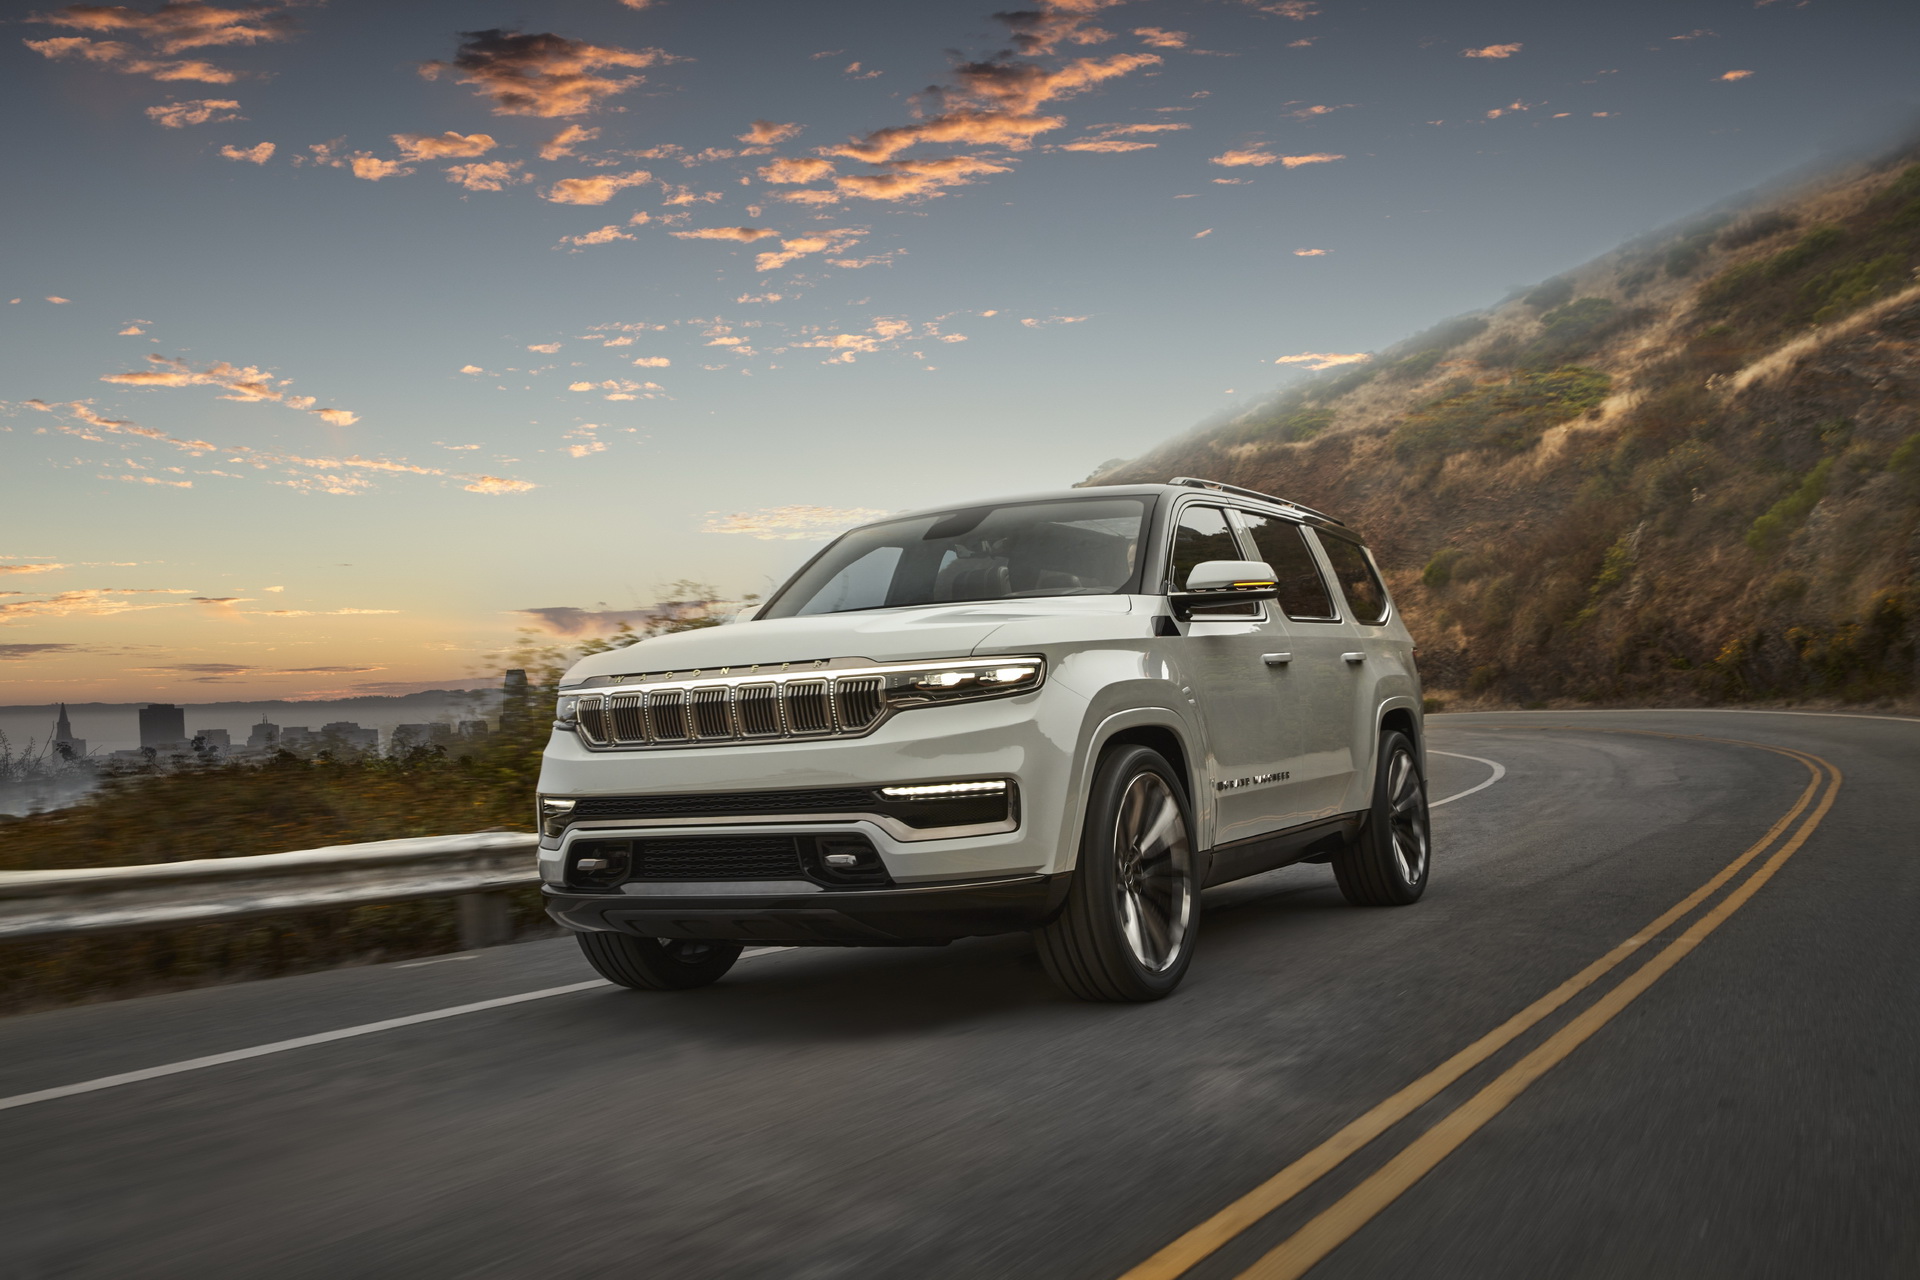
6 0 1918 700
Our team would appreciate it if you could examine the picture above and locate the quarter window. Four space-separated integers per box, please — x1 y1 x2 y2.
1169 504 1258 619
1316 533 1391 625
1239 512 1339 621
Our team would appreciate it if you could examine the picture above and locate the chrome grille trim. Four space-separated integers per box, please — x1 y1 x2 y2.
834 677 884 733
689 686 733 739
736 683 781 737
784 679 832 735
560 657 1044 752
609 693 647 745
647 688 689 742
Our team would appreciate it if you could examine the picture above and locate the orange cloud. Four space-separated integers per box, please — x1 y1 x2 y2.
544 170 652 204
755 228 866 271
539 124 599 160
1211 148 1279 167
346 154 411 181
219 141 273 163
0 587 199 622
670 226 779 241
1133 27 1187 49
1062 138 1155 152
829 109 1066 165
994 0 1126 56
420 28 671 118
1275 351 1369 369
701 505 891 540
758 156 836 184
739 120 802 145
1293 247 1331 256
561 224 635 247
1462 43 1523 58
144 98 242 127
834 154 1011 201
446 160 529 191
950 51 1161 115
28 4 296 55
0 563 68 575
97 354 357 424
464 476 538 494
24 36 240 83
1719 69 1755 81
1280 152 1345 167
393 130 497 160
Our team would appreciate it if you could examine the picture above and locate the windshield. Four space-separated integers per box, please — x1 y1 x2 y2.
760 497 1151 618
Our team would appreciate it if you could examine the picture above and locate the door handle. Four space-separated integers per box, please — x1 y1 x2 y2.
1342 652 1366 664
1262 652 1292 666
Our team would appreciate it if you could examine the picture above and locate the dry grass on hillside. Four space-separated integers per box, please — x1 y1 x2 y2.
1099 150 1920 708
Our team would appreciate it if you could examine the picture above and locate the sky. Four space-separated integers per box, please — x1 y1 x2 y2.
3 0 1917 705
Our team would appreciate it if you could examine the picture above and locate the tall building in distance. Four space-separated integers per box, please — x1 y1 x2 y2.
51 703 86 759
501 668 529 729
247 718 279 750
138 703 186 749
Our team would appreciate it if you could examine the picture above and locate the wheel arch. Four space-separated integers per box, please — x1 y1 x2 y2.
1056 706 1204 873
1375 698 1425 773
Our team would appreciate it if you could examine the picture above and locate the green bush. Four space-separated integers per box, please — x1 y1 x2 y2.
1422 548 1463 588
1806 254 1908 323
1391 367 1611 458
1745 457 1833 556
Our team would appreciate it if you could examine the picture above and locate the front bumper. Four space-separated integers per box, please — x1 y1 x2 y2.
543 873 1070 945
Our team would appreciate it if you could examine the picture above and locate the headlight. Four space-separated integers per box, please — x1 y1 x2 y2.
553 695 580 727
885 659 1044 708
538 795 575 839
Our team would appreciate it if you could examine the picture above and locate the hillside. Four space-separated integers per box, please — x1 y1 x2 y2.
1093 145 1920 708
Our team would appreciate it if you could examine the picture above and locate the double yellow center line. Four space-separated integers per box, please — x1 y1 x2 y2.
1121 732 1843 1280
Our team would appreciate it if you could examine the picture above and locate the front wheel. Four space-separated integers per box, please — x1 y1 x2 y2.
575 932 742 990
1332 729 1430 906
1035 745 1199 1002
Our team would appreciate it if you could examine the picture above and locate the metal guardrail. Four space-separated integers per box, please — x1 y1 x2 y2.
0 833 541 950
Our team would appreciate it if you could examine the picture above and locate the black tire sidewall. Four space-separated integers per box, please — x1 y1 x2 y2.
1065 745 1200 999
1366 731 1428 903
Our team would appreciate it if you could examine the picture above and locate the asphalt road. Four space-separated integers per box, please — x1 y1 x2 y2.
2 709 1915 1280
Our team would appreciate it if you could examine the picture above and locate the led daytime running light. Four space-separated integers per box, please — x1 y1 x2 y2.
879 780 1009 799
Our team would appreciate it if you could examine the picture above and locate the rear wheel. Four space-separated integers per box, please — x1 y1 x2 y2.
1332 729 1430 906
1036 745 1198 1002
575 932 742 990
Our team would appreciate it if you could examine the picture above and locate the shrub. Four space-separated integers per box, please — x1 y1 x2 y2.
1805 253 1907 323
1422 548 1463 588
1745 457 1833 556
1391 367 1612 458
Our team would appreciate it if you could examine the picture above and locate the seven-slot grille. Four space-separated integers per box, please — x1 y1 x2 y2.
576 675 886 748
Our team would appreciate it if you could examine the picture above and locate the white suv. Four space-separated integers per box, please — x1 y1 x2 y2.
538 478 1428 1002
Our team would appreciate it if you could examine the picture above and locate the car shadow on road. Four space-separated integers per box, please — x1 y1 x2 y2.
556 866 1356 1044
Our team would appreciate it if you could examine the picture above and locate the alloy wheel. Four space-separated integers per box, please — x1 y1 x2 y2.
1386 748 1430 884
1112 772 1193 972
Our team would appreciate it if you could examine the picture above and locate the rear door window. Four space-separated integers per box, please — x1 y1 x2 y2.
1238 512 1339 621
1169 504 1258 619
1315 533 1391 625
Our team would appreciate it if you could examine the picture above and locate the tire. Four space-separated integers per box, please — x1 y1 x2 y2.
1035 745 1199 1002
575 932 743 990
1332 729 1431 907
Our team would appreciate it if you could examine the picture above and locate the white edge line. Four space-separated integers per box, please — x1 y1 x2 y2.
1 946 796 1113
1427 750 1506 807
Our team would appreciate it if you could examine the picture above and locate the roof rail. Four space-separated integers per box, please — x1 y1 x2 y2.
1168 476 1346 526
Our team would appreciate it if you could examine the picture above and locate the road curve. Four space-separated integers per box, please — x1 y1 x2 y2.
1 709 1915 1279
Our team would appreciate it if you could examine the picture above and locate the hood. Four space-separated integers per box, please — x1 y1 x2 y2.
561 597 1136 683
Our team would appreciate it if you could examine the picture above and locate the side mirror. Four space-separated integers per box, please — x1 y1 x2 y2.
1169 559 1279 619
